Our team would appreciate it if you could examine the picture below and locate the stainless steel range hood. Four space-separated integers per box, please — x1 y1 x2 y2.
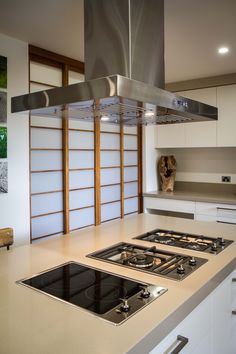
11 0 217 125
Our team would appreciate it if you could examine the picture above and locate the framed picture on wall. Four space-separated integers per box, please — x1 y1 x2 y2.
0 56 7 89
0 126 7 158
0 161 7 193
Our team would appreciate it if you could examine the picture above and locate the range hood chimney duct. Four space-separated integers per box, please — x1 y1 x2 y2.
11 0 218 126
84 0 164 88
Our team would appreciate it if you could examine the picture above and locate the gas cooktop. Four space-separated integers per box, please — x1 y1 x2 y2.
88 243 207 281
133 229 233 254
17 261 166 325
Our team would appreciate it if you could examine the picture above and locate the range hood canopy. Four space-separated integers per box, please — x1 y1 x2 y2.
11 0 217 125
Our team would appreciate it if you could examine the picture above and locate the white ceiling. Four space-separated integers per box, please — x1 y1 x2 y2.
0 0 235 83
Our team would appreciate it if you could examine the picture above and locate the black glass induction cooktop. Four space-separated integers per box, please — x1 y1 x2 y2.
17 261 166 325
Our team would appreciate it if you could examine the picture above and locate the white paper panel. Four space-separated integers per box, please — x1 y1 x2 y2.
124 135 137 150
31 212 63 239
100 151 120 167
100 168 120 185
31 192 63 216
70 207 95 229
30 82 53 92
101 201 121 222
31 115 62 128
124 182 138 198
69 189 94 210
124 126 137 135
100 123 120 133
69 151 94 169
31 128 62 149
31 150 62 171
69 170 94 189
101 185 120 203
124 151 138 166
100 133 120 149
69 130 94 149
124 197 138 214
124 167 138 182
69 120 94 130
30 61 62 86
31 171 63 193
68 71 84 84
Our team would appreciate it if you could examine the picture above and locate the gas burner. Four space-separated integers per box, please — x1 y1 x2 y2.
134 229 233 254
88 242 208 281
156 232 173 237
127 254 154 268
186 243 203 251
154 236 174 245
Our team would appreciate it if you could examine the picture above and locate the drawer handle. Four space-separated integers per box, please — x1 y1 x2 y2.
217 220 236 225
232 310 236 315
232 278 236 282
168 335 189 354
216 207 236 211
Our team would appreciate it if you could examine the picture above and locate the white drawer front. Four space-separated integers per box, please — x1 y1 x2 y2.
196 202 236 217
150 295 211 354
144 197 195 213
195 202 217 216
216 206 236 219
195 214 217 222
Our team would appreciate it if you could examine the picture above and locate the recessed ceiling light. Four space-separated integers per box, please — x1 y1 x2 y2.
101 115 109 121
218 47 229 54
145 111 154 117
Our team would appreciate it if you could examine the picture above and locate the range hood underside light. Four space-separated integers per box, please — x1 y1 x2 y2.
12 75 217 126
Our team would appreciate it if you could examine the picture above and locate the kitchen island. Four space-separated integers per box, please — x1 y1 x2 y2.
0 213 236 354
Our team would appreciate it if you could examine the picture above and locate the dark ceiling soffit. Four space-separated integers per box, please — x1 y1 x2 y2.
29 45 84 73
166 72 236 92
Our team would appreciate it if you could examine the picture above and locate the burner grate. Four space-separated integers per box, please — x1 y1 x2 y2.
135 229 233 254
87 242 208 281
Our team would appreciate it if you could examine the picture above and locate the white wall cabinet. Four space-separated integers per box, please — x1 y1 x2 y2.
155 87 217 148
156 123 185 148
155 85 236 148
150 269 236 354
217 84 236 147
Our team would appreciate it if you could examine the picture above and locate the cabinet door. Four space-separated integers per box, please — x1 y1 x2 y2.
155 123 185 148
149 295 212 354
178 88 217 147
231 270 236 352
217 84 236 147
211 270 235 354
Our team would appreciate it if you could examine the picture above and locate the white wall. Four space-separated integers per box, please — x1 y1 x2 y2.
142 125 159 192
158 147 236 184
0 33 30 246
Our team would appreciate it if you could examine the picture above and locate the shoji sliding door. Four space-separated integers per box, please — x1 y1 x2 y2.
68 70 95 231
123 126 139 216
29 46 142 242
100 123 121 222
30 62 64 240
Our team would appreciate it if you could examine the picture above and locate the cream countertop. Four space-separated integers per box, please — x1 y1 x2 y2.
143 190 236 205
1 213 236 354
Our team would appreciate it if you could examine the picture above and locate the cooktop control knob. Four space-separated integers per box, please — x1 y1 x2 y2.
211 242 218 251
219 237 226 246
189 256 197 266
140 285 150 299
120 298 130 312
177 264 185 274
